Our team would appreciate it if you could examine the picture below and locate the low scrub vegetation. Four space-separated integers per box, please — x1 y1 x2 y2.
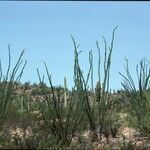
0 28 149 149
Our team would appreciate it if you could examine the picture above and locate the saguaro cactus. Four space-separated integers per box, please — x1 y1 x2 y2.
64 77 68 107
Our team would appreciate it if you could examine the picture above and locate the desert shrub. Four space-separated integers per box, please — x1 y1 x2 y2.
31 88 44 96
1 89 43 149
73 27 119 142
31 83 50 96
23 81 30 90
120 58 150 138
119 138 135 150
0 45 26 131
36 62 85 147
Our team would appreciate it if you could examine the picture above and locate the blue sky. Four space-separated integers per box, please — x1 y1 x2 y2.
0 2 150 90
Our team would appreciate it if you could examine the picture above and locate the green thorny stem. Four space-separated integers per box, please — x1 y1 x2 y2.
97 27 118 140
120 58 150 137
0 45 27 130
37 60 85 146
72 27 118 142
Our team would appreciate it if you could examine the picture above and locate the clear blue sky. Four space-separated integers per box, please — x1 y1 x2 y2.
0 2 150 90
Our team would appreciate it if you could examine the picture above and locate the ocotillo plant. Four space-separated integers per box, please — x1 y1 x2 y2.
120 58 150 137
74 27 118 142
0 45 27 131
71 36 98 141
37 61 85 147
